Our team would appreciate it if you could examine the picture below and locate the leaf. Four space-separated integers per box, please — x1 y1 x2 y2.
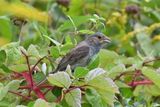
0 83 8 101
58 16 91 31
47 72 72 89
133 85 143 96
85 68 119 106
50 46 60 58
145 85 160 96
6 80 20 91
1 42 19 49
142 67 160 89
0 16 12 45
85 88 106 107
0 50 6 66
99 49 119 70
74 67 89 78
120 88 133 98
78 30 95 34
60 44 74 55
85 68 106 82
0 64 11 73
2 42 22 64
9 64 28 72
43 34 61 46
65 88 81 107
6 47 22 63
108 64 126 78
27 44 40 57
33 99 50 107
0 80 20 101
135 23 156 56
87 55 99 70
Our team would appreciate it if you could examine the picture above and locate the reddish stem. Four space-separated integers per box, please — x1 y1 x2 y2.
128 80 153 87
19 85 30 89
8 90 33 100
39 84 54 89
21 51 34 89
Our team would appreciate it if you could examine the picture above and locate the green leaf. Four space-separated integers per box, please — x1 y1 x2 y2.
0 64 11 73
0 16 12 41
7 48 21 63
108 64 126 78
85 68 106 82
87 55 99 70
27 44 40 57
33 99 51 107
6 80 20 91
50 46 60 58
74 67 89 78
65 88 81 107
9 64 28 72
78 30 95 35
133 85 143 96
135 23 156 56
85 88 105 107
58 16 91 31
60 44 74 55
65 35 73 44
47 72 72 89
99 50 119 70
0 80 20 101
85 68 119 106
0 50 6 66
0 83 8 101
120 88 133 98
43 34 61 46
1 42 19 49
142 67 160 89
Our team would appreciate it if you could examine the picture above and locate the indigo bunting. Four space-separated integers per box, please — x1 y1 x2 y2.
52 32 111 73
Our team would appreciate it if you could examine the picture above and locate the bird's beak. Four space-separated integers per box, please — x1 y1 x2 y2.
103 37 111 43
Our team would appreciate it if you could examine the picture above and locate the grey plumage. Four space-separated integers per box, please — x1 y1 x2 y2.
52 32 111 73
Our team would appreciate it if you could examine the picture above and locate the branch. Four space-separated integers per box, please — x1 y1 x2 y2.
113 72 132 81
31 56 47 74
8 90 33 100
128 80 153 87
143 57 160 66
21 50 34 89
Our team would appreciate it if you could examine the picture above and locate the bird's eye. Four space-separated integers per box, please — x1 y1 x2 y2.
97 36 102 39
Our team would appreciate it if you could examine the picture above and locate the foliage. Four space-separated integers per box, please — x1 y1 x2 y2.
0 0 160 107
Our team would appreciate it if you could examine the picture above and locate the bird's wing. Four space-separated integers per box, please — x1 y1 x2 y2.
56 45 90 71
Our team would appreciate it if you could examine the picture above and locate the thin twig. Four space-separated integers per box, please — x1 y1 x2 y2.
113 72 132 81
8 90 33 100
143 57 160 66
31 56 47 74
19 85 30 89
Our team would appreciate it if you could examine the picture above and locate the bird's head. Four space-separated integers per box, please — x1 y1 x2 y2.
86 32 111 47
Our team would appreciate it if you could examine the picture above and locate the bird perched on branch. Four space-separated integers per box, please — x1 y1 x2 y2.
51 32 111 73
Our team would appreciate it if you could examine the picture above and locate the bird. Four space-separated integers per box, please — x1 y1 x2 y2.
51 32 111 73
